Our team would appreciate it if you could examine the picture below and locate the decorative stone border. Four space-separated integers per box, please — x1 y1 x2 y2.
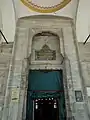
20 0 71 13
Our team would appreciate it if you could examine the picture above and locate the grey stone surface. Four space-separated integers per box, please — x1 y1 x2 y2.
0 16 90 120
78 42 90 118
0 42 13 120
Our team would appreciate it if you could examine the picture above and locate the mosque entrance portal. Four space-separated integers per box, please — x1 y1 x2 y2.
26 31 66 120
26 70 66 120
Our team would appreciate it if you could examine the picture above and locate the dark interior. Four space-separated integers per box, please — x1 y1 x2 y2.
34 98 59 120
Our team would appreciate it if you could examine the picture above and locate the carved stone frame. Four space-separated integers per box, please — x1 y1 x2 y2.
22 27 73 119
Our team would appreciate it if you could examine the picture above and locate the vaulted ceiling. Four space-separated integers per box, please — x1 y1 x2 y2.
0 0 90 42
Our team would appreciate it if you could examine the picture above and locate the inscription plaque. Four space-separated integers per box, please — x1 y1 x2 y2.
11 88 19 103
35 44 56 60
75 91 83 102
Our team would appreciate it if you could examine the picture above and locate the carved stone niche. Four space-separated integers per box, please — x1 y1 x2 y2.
31 31 64 67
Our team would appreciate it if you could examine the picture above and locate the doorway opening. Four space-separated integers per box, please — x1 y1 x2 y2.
34 98 59 120
26 70 66 120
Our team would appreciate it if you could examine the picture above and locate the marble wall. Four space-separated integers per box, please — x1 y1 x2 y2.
0 16 90 120
0 42 13 119
78 42 90 115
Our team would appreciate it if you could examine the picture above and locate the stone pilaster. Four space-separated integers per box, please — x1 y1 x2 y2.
63 27 89 120
2 28 29 120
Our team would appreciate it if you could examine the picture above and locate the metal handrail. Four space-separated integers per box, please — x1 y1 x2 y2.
0 30 8 44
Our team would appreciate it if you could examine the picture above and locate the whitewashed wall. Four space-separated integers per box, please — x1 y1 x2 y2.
0 8 2 42
0 0 16 42
76 0 90 42
0 8 2 29
0 0 90 42
0 0 78 42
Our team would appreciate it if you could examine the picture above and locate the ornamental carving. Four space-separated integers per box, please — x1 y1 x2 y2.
35 44 56 60
20 0 71 13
